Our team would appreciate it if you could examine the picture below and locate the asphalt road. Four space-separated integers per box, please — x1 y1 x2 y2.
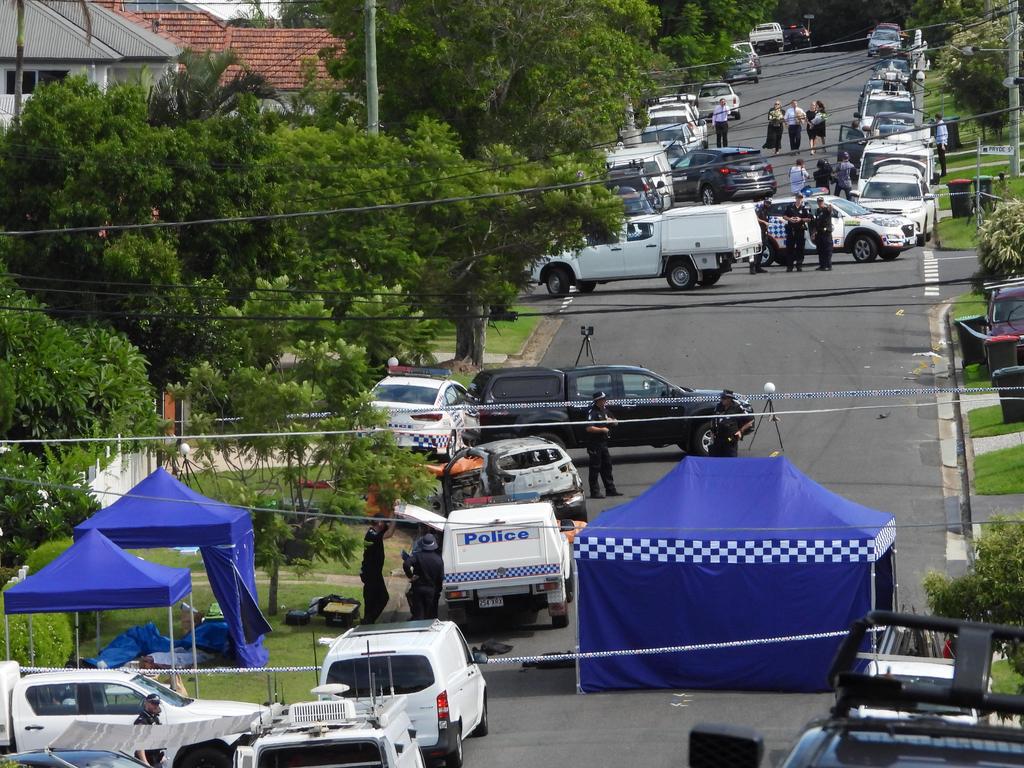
459 50 972 768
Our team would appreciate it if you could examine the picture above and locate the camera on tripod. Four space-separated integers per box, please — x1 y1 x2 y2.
580 325 594 337
576 326 596 365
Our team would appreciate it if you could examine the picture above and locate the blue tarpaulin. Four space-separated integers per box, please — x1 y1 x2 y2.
84 620 231 668
574 457 895 693
5 530 191 614
75 468 272 667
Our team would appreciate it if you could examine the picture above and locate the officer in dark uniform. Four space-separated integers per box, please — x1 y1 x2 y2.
360 517 395 624
709 390 754 458
812 196 835 271
585 392 621 498
134 694 164 767
783 193 812 272
403 533 444 620
752 197 771 274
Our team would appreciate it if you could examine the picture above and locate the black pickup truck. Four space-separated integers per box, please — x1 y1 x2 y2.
466 365 729 456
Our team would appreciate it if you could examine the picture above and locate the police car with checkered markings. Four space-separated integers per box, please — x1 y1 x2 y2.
760 193 916 267
372 367 480 458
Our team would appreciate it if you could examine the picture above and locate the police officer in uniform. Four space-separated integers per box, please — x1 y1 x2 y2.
134 694 164 767
360 517 395 624
403 533 444 620
752 197 771 274
585 392 622 498
812 196 835 271
709 390 754 458
783 193 812 272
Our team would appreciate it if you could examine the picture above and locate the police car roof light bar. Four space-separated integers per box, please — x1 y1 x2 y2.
386 365 451 378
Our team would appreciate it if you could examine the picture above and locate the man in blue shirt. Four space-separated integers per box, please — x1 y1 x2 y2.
712 98 730 148
934 113 948 177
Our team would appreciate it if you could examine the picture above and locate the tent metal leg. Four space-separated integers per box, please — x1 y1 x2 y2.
74 613 80 668
28 615 34 666
4 614 9 661
870 561 877 654
189 593 199 697
168 605 176 692
892 546 899 610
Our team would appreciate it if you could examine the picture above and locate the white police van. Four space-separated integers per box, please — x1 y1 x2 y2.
399 501 574 629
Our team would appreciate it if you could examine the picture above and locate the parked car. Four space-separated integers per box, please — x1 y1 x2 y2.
430 437 587 521
761 194 916 265
731 41 761 73
724 57 759 84
371 368 480 457
671 147 776 205
647 98 707 148
6 752 147 768
606 144 675 210
639 121 703 156
748 22 784 52
855 658 987 724
868 26 903 57
854 137 939 189
856 89 914 133
696 81 740 119
605 169 663 211
467 364 737 455
608 184 656 216
986 283 1024 362
783 24 811 49
872 111 930 142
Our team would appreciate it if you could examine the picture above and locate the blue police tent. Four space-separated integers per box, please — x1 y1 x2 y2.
574 457 895 693
75 467 272 667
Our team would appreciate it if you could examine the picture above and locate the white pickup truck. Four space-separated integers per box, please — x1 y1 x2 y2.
398 501 574 629
749 22 784 52
0 662 267 768
532 203 761 294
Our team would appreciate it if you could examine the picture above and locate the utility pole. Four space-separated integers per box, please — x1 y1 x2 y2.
365 0 379 135
1010 0 1021 176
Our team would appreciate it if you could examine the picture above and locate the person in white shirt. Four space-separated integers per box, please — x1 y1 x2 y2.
790 158 808 194
784 99 805 151
934 113 948 177
712 98 730 147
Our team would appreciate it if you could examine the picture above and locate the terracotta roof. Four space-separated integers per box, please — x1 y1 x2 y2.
103 3 343 91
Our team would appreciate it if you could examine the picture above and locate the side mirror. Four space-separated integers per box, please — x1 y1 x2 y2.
472 651 489 665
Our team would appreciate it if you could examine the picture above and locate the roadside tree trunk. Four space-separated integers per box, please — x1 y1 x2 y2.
454 306 487 366
266 562 279 616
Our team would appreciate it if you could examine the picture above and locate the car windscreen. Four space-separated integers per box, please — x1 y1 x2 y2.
326 654 435 696
993 297 1024 323
866 99 913 117
11 754 146 768
862 153 914 179
642 125 691 144
830 198 873 217
862 181 920 200
371 384 437 405
258 741 384 768
130 675 190 707
618 192 654 215
815 729 1024 767
701 86 732 98
872 29 901 42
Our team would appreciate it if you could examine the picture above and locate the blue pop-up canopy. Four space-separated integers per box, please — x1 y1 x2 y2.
5 529 191 614
75 468 272 667
574 457 895 693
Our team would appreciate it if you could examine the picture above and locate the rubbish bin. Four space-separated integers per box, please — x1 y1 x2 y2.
947 179 973 218
975 175 994 211
945 117 962 150
984 334 1019 377
955 315 988 366
992 365 1024 423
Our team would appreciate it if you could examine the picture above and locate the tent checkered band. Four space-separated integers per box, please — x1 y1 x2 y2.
575 535 891 564
444 563 561 584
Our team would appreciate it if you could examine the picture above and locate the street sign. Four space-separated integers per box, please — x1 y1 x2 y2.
981 145 1014 155
804 13 815 18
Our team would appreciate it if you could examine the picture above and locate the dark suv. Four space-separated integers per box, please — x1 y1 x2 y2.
783 24 811 50
689 612 1024 768
467 365 732 456
671 147 777 206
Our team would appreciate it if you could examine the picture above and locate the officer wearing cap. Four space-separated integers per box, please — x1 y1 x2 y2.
752 197 771 274
709 390 754 458
585 392 621 499
134 694 164 767
812 196 834 271
403 533 444 620
783 193 812 272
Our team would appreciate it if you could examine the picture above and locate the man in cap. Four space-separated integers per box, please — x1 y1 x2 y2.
709 390 754 457
585 392 621 498
752 196 772 274
134 694 165 767
782 193 812 272
403 533 444 620
812 196 834 271
360 517 395 624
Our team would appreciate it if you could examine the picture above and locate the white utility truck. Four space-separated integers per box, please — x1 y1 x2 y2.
532 203 761 294
749 22 784 52
0 662 266 768
398 501 574 628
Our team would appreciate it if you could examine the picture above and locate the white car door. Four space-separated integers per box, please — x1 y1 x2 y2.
450 629 484 735
17 681 83 751
577 229 626 278
619 220 661 277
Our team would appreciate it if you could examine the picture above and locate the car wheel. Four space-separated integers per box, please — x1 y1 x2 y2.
471 693 489 738
916 232 925 247
701 270 722 286
534 431 567 448
545 267 572 296
666 260 698 290
552 611 570 629
689 420 714 457
700 185 718 205
447 726 464 768
577 280 597 293
754 78 759 83
761 240 777 267
177 747 231 768
850 234 878 262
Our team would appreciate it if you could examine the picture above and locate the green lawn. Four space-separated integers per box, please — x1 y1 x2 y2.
952 291 987 320
993 659 1024 695
974 444 1024 494
968 404 1024 438
431 304 540 358
937 216 977 250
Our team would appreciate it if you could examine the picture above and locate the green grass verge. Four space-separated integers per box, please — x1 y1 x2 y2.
431 304 539 358
962 363 990 389
968 404 1024 438
993 659 1023 695
952 291 986 320
937 216 977 250
974 443 1024 494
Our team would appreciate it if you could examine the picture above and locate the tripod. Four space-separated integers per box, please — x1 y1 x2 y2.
747 398 784 452
575 327 597 366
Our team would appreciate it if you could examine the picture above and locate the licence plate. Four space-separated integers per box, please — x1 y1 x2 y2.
479 596 504 608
